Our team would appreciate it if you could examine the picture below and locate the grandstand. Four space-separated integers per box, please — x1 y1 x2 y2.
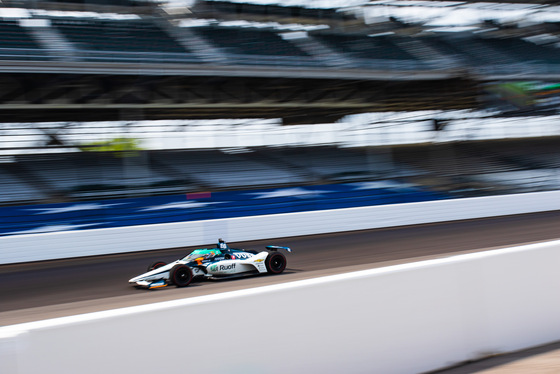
3 6 560 72
1 136 560 205
0 0 559 208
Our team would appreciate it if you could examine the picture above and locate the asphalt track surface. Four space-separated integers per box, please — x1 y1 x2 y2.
2 210 560 327
2 210 560 373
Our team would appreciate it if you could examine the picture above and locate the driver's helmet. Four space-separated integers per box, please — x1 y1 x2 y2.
218 238 228 250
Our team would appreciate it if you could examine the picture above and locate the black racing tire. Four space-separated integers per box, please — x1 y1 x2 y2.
170 264 193 287
265 252 286 274
147 261 167 272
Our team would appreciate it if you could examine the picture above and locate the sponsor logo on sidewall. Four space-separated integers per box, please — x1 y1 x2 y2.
209 263 237 273
232 253 253 259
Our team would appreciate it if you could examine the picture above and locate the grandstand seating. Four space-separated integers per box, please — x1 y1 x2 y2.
2 138 559 205
51 18 184 53
482 37 560 65
254 146 420 182
390 139 560 194
311 33 431 70
191 26 306 56
393 143 519 176
469 169 560 192
0 165 46 204
50 18 198 63
0 20 39 49
423 36 509 67
464 138 560 170
0 20 50 60
151 149 307 188
0 147 418 203
314 33 417 61
187 25 318 66
0 11 559 73
419 35 560 69
15 153 181 198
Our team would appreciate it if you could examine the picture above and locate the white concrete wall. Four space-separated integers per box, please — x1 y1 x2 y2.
2 190 560 264
1 240 560 374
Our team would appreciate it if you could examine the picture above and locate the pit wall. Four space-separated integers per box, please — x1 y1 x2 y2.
2 240 560 374
2 190 560 264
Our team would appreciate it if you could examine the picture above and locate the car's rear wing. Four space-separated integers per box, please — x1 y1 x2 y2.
266 245 292 253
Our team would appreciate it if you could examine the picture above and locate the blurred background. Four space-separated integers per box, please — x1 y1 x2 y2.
1 0 560 235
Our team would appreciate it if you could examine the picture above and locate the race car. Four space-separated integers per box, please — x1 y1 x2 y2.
129 244 292 289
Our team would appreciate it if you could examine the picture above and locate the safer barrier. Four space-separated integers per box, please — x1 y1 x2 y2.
1 240 559 374
1 190 560 264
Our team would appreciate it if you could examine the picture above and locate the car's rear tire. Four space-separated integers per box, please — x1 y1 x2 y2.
265 252 286 274
147 261 166 272
170 264 193 287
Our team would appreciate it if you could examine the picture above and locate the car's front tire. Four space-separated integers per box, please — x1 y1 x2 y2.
265 252 286 274
170 264 193 287
147 261 167 272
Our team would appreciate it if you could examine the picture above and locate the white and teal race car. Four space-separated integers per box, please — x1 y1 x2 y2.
129 245 292 289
